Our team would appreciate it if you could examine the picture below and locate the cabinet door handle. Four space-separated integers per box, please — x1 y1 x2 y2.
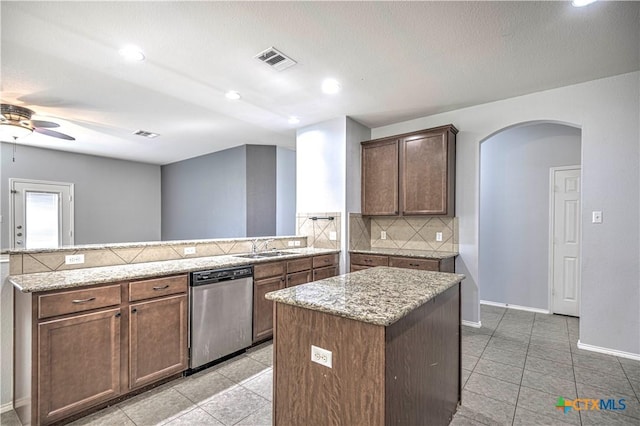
71 297 96 304
132 308 138 313
115 312 121 318
152 285 170 291
409 263 420 267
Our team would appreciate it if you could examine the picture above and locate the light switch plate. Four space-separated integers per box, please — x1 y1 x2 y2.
311 345 332 368
592 211 603 224
294 240 301 246
184 247 196 255
436 232 443 242
65 254 85 265
288 241 295 247
329 231 337 240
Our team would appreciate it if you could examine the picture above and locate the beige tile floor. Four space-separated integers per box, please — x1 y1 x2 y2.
2 305 639 425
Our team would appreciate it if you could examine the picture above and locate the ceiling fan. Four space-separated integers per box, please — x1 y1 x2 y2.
0 103 75 141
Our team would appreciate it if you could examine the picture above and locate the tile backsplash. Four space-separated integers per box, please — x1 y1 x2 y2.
349 214 458 252
11 236 307 275
297 212 341 250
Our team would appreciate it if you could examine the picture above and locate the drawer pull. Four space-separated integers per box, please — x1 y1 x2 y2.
71 297 96 304
132 308 138 313
364 259 372 263
409 263 420 267
152 285 170 291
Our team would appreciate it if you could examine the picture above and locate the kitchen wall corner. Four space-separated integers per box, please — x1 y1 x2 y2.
348 214 371 250
297 212 341 250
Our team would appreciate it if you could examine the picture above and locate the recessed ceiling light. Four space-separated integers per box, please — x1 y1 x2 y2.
288 116 300 124
119 45 145 61
225 91 241 100
322 78 341 95
572 0 597 7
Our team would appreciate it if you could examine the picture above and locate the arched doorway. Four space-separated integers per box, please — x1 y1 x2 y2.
478 122 582 316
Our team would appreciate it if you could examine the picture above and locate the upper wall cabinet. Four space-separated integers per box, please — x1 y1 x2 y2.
361 124 457 216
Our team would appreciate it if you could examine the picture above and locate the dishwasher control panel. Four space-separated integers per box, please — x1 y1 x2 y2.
191 266 253 285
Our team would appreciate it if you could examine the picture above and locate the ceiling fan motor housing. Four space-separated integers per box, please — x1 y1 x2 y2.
0 104 35 130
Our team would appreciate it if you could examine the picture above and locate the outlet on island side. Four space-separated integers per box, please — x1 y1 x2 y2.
311 345 332 368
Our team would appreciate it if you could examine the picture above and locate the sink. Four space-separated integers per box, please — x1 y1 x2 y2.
234 251 292 259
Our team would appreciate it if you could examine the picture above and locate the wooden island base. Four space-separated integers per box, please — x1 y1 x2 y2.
273 283 461 426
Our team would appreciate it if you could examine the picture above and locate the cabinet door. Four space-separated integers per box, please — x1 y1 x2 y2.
286 271 312 288
401 131 453 215
361 139 399 215
129 294 188 389
253 276 285 342
38 308 121 424
313 266 339 281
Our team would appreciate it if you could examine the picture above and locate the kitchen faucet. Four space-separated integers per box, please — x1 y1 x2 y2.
251 238 275 253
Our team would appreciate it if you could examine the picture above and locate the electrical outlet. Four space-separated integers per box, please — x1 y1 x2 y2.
65 254 85 265
184 247 196 255
436 232 443 242
288 241 295 247
329 231 337 241
381 231 387 240
294 240 301 246
311 345 332 368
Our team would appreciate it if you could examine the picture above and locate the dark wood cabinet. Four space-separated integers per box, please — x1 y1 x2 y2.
351 252 455 273
361 139 399 215
253 254 340 343
361 124 457 216
15 274 189 425
37 308 121 425
253 262 286 343
129 294 188 389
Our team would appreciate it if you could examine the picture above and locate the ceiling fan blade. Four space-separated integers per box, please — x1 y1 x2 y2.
34 128 75 140
32 120 60 128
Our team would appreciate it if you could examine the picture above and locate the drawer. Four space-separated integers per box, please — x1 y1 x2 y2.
350 253 389 267
286 270 311 288
38 284 121 319
312 253 339 269
389 256 439 271
254 261 285 280
129 275 188 302
313 266 338 281
286 257 312 274
350 264 370 272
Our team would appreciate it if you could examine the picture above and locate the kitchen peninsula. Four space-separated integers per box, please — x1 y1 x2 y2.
266 266 465 426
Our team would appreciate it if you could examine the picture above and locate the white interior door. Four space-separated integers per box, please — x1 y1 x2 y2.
551 167 581 317
10 179 74 249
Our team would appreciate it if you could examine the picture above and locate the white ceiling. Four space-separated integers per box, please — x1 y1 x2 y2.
1 1 638 165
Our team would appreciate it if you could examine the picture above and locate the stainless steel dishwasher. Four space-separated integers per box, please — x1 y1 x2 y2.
189 266 253 370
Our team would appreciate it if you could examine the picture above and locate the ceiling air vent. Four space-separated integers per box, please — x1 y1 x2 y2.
254 47 297 71
133 130 159 138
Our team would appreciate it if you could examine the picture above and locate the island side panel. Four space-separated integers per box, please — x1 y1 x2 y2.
273 303 386 426
384 283 460 425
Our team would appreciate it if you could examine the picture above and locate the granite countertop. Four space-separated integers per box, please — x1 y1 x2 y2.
9 248 339 293
349 247 458 259
265 266 465 326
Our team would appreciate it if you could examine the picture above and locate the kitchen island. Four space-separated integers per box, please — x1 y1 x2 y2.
266 266 465 426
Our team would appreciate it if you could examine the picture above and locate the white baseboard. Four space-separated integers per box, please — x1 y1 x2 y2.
0 402 13 414
462 320 482 328
480 300 550 314
577 340 640 361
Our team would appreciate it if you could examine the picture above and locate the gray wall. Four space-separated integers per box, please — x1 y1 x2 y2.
479 123 582 310
276 147 296 236
246 145 276 237
372 72 639 355
161 145 247 240
161 144 296 240
0 143 161 249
